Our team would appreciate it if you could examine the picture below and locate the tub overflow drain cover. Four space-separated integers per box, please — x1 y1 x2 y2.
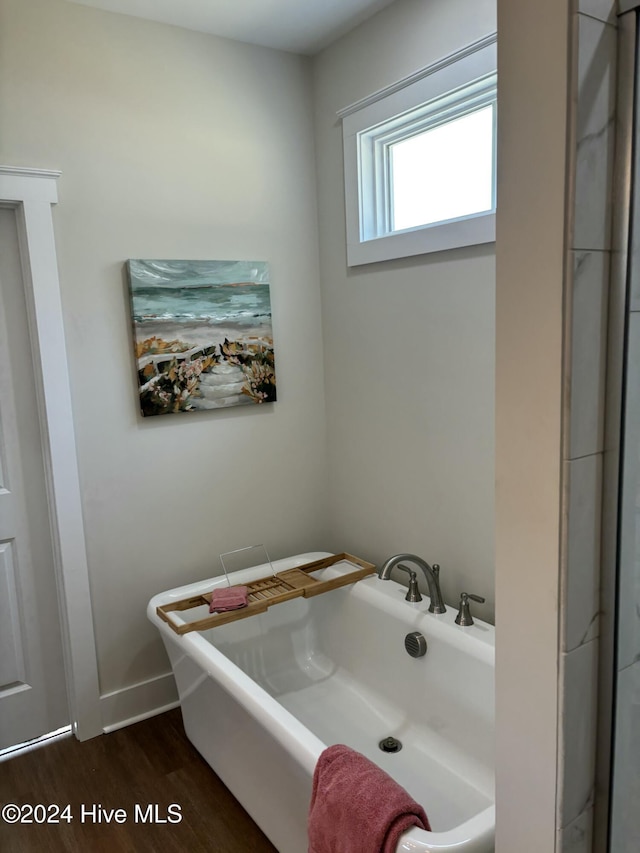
379 736 402 753
404 631 427 658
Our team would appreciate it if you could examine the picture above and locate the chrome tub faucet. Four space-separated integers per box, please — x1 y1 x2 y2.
378 553 446 614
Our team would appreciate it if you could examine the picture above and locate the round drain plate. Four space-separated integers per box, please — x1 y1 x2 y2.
379 736 402 753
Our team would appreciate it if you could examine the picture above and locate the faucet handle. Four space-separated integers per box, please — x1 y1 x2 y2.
397 564 423 603
455 592 485 626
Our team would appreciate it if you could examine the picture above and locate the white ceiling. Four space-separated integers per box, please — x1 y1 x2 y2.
67 0 397 54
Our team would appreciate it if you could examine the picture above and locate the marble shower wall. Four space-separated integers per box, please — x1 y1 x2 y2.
557 2 617 851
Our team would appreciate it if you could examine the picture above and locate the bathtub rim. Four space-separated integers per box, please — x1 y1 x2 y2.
148 551 495 661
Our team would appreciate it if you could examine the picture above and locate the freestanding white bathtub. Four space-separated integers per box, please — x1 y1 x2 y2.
148 552 495 852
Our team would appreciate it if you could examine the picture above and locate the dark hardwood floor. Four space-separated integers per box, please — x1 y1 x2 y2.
0 708 278 852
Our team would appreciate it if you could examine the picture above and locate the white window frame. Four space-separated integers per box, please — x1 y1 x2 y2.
339 34 497 267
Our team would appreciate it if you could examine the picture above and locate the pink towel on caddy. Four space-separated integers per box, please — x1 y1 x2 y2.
209 585 249 613
308 743 430 853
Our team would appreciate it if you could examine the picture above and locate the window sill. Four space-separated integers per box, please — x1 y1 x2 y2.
345 211 496 267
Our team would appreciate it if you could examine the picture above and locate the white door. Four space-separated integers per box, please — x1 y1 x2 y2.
0 206 69 749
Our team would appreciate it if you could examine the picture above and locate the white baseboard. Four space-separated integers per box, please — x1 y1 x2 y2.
100 671 179 733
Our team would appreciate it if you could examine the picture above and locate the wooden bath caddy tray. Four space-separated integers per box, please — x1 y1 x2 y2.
157 553 376 635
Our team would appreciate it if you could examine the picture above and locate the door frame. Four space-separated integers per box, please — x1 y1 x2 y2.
0 166 102 741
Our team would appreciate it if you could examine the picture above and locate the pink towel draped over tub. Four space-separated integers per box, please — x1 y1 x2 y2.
308 743 430 853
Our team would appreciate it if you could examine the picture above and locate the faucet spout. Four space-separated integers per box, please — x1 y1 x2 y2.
378 553 446 614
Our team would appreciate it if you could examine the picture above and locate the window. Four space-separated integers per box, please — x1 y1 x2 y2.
339 35 497 266
390 103 495 232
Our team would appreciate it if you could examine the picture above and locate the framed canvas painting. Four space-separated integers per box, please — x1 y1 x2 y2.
127 259 276 416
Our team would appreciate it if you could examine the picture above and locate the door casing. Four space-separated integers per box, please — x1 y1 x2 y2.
0 166 101 741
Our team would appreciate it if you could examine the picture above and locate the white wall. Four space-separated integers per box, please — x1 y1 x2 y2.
0 0 500 731
495 0 569 849
0 0 328 704
312 0 497 618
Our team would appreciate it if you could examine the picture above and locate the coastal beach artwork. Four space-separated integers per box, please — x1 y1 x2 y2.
127 259 276 416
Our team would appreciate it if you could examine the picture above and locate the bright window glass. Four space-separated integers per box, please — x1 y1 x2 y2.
390 105 495 232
